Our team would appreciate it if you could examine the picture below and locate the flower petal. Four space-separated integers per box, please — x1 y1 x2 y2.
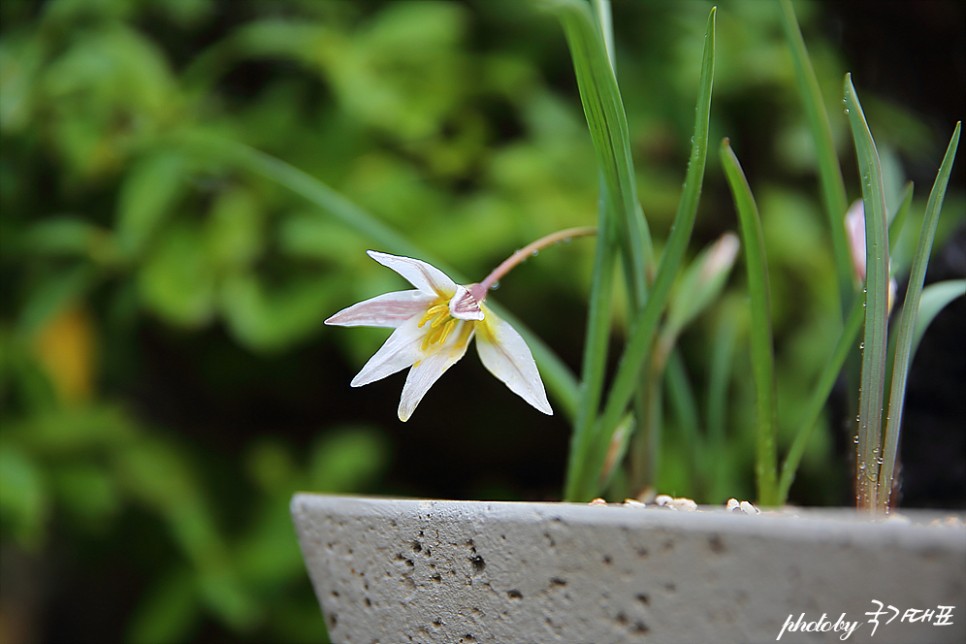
397 323 474 421
367 251 457 297
845 200 866 282
325 290 434 328
351 316 426 387
474 307 552 415
448 285 484 321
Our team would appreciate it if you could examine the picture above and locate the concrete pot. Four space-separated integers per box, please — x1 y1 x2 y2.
291 494 965 643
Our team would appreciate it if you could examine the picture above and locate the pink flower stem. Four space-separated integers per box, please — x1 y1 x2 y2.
471 226 596 301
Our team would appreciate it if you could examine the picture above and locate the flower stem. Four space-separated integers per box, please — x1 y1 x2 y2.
474 227 597 298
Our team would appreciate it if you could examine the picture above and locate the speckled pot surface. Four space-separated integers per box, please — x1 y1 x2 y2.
292 494 965 643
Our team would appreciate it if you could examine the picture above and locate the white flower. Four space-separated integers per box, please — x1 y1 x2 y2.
325 251 552 421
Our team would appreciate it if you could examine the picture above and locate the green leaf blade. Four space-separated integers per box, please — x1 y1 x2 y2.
719 140 779 506
571 7 717 501
845 74 889 509
879 123 961 511
545 0 651 306
843 73 891 511
779 0 853 318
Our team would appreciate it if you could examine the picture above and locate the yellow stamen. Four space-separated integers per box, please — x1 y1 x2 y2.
437 318 457 345
418 303 449 328
421 316 461 351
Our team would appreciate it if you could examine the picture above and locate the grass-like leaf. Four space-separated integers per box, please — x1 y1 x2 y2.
878 123 961 512
564 0 623 501
565 215 617 499
659 232 739 367
566 7 716 501
888 182 916 276
706 299 741 501
911 279 965 357
666 349 701 488
888 182 914 248
778 0 852 318
545 0 650 306
720 140 779 506
778 294 864 501
844 74 891 510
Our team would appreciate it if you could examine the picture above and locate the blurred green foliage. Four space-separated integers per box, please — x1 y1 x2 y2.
0 0 962 641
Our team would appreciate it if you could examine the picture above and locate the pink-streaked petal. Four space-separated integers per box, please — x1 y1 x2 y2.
448 285 484 321
351 316 426 387
367 251 457 297
845 200 866 282
474 307 552 415
325 290 434 328
397 323 474 421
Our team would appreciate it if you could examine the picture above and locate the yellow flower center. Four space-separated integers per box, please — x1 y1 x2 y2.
417 301 458 350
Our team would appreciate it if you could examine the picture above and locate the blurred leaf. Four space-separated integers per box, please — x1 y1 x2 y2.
43 0 136 24
117 150 188 256
115 437 201 515
198 564 260 632
322 2 468 140
912 279 965 356
234 493 305 588
277 211 366 261
268 601 330 644
116 437 259 628
720 139 779 506
879 123 960 511
246 440 297 493
664 350 699 482
142 0 210 25
7 406 133 454
887 182 915 275
308 426 389 493
17 265 95 337
183 21 327 101
0 443 48 546
779 294 864 501
705 297 742 502
206 186 264 271
15 216 110 260
127 569 201 644
0 32 46 132
663 232 739 352
39 24 178 177
220 273 335 352
138 221 216 327
52 462 121 527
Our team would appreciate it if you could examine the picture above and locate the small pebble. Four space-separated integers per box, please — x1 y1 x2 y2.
653 495 697 511
739 501 760 515
726 498 760 514
668 497 698 511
